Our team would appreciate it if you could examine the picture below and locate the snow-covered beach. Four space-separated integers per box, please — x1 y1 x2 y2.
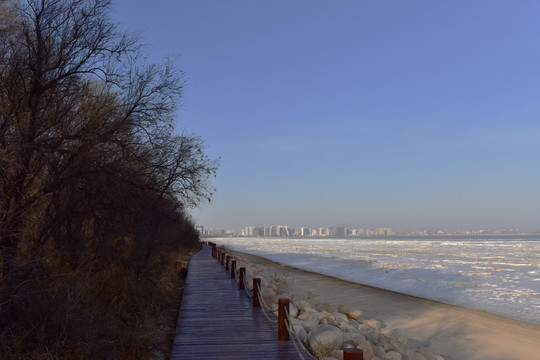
211 235 540 325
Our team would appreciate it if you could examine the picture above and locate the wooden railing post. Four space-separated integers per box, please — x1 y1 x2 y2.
253 278 261 307
221 252 225 266
231 261 236 279
278 298 290 341
239 267 245 289
344 348 364 360
226 256 230 271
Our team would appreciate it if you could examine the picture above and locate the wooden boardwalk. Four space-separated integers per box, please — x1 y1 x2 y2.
170 245 302 359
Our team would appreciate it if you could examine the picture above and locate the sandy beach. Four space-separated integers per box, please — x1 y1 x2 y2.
230 249 540 360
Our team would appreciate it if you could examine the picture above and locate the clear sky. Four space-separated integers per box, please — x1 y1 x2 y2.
112 1 540 232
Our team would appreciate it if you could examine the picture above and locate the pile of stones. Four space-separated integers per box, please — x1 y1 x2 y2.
232 253 446 360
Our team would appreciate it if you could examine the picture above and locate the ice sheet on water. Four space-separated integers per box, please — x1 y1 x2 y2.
213 236 540 325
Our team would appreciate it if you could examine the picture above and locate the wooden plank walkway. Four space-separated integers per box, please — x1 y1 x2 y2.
170 245 302 359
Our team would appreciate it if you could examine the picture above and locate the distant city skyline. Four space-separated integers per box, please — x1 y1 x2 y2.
197 223 529 238
112 1 540 233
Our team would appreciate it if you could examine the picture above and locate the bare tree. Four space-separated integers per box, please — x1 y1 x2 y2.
1 0 218 357
0 0 217 279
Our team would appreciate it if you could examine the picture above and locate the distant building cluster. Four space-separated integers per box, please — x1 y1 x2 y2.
195 226 236 237
407 228 524 236
195 225 527 237
196 225 394 237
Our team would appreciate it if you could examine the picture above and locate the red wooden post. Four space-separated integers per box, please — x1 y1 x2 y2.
344 348 364 360
231 261 236 279
239 267 245 290
278 298 290 341
226 256 230 271
253 278 261 307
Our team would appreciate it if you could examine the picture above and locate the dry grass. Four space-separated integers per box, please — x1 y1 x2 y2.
0 244 200 360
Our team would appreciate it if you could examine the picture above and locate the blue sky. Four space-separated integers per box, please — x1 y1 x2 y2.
112 1 540 232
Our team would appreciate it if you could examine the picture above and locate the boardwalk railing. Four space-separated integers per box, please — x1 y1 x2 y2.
208 243 364 360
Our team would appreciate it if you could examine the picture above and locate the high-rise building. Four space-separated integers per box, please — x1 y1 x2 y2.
375 228 393 236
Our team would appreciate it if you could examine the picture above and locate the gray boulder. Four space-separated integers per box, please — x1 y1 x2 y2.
338 304 363 320
308 324 344 355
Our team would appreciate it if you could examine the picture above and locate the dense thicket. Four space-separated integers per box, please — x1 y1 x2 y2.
0 0 217 358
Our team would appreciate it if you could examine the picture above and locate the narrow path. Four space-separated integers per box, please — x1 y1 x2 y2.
170 245 301 359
